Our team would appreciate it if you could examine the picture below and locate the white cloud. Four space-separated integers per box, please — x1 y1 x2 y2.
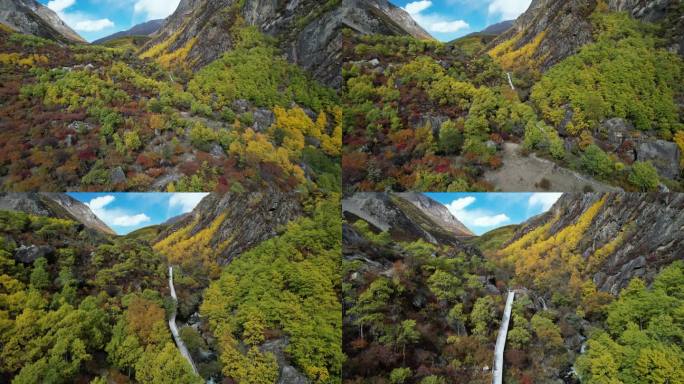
445 196 510 228
87 195 151 228
47 0 76 13
487 0 532 21
403 0 470 34
528 193 563 211
169 193 209 213
134 0 181 20
405 0 432 14
73 18 114 31
46 0 115 33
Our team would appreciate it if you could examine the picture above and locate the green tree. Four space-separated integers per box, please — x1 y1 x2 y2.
438 120 464 154
134 343 201 384
30 257 50 290
581 144 614 178
628 161 660 191
427 269 463 303
390 367 412 384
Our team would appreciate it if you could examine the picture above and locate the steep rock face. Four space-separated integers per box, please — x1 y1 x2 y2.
143 0 431 87
0 0 84 42
490 0 681 70
156 188 303 264
508 193 684 294
0 193 115 235
399 192 475 237
93 19 164 44
342 193 475 246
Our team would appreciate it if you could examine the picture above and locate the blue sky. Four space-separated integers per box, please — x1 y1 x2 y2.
39 0 180 41
425 193 562 235
391 0 531 41
39 0 531 42
68 193 207 235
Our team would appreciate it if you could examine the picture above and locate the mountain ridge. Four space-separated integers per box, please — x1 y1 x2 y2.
93 18 164 45
0 192 115 235
0 0 84 42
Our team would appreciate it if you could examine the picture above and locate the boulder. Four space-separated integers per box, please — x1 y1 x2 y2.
232 99 251 113
209 144 226 159
602 118 634 149
14 245 54 264
110 167 127 185
636 139 681 179
253 109 275 132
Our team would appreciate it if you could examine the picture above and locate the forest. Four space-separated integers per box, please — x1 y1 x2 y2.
341 7 683 192
342 194 684 383
0 12 341 193
0 191 343 383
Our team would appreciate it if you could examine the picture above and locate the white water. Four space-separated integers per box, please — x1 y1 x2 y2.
506 72 515 90
168 266 199 375
492 291 515 384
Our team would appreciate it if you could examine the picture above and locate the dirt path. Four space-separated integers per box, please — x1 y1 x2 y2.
484 143 621 192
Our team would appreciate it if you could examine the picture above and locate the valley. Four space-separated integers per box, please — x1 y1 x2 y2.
342 0 683 192
342 192 684 383
0 191 342 383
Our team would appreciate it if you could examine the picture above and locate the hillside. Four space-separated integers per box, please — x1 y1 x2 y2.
0 1 343 193
343 192 684 383
0 0 84 42
341 1 683 193
0 190 342 383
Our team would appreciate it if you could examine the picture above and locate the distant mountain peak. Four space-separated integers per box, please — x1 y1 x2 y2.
0 193 115 235
0 0 85 43
93 19 164 45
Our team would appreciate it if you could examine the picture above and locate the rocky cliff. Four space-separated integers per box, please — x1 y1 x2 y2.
342 193 474 246
507 193 684 294
490 0 682 70
142 0 432 87
0 0 84 42
156 187 303 264
0 192 115 235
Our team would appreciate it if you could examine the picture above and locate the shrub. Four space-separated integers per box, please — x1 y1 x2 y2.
581 145 614 178
628 161 660 191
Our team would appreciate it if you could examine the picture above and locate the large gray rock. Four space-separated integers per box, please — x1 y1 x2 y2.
14 244 53 264
260 338 310 384
602 118 634 149
253 108 275 132
110 167 127 185
636 139 681 179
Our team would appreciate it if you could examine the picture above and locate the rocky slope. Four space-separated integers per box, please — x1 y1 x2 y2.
489 0 682 70
506 193 684 294
0 0 84 42
156 186 303 264
142 0 432 87
0 192 115 235
342 193 475 245
93 19 164 45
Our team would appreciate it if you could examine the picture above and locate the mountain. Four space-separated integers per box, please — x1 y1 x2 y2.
343 192 684 383
0 0 84 42
501 192 684 294
154 185 303 265
92 19 164 45
488 0 682 71
342 193 474 246
0 192 115 235
141 0 432 87
479 19 515 35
